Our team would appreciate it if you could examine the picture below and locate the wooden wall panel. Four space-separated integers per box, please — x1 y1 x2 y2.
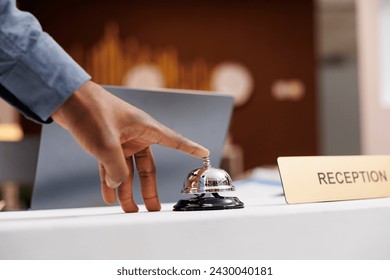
19 0 317 169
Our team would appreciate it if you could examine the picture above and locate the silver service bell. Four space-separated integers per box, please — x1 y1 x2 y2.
181 157 235 194
173 157 244 211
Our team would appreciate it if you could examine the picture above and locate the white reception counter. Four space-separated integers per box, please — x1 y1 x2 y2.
1 181 390 260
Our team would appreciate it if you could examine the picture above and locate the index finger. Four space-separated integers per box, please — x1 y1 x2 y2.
153 123 210 159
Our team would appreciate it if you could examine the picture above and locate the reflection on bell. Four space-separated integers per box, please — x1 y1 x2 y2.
173 157 244 211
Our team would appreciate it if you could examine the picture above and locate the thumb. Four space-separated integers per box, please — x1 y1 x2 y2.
101 143 129 188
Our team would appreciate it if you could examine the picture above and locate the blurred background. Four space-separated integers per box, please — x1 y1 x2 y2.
1 0 387 210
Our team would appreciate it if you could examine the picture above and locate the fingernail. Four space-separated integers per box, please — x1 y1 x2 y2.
105 176 122 188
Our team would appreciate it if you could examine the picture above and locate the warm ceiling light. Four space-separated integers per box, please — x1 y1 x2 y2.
0 123 24 142
210 62 254 107
0 100 24 142
123 63 165 89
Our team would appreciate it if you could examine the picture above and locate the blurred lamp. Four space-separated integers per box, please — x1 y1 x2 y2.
211 61 254 107
123 63 165 89
0 99 23 142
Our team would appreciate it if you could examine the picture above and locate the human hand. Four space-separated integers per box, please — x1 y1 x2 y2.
52 81 209 212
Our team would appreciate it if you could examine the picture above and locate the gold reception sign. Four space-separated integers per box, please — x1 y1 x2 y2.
277 156 390 204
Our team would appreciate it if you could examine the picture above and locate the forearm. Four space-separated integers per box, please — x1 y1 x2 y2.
0 0 90 123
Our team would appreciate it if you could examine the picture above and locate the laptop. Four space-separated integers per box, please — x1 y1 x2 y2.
30 86 233 210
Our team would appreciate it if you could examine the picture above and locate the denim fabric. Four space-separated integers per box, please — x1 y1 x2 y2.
0 0 90 123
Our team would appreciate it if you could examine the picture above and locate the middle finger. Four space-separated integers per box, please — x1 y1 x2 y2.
134 146 160 212
118 156 138 213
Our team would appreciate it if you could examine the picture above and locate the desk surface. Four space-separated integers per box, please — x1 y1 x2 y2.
1 181 390 260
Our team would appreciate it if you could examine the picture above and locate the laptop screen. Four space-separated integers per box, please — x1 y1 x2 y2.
30 86 233 210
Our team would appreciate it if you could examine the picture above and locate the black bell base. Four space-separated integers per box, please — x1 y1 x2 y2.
173 193 244 211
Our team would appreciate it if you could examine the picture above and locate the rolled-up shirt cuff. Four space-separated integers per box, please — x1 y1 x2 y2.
2 33 91 122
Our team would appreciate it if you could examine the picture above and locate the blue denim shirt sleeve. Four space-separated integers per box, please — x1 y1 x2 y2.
0 0 91 123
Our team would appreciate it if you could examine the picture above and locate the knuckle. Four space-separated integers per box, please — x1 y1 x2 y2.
190 145 199 155
138 169 156 179
175 134 185 150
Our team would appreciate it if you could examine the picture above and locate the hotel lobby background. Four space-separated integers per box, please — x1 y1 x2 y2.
18 0 317 170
